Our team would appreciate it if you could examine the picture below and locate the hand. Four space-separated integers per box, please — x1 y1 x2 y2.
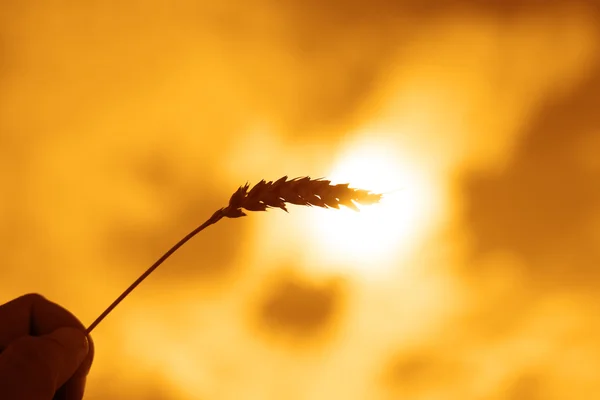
0 294 94 400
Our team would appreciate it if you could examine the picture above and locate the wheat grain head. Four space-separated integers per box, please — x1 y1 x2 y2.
219 175 382 218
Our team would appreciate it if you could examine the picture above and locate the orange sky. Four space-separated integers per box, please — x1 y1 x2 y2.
1 2 599 399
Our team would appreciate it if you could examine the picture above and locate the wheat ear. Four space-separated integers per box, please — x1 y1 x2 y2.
86 176 381 333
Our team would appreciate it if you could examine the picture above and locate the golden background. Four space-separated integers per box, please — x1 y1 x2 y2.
1 1 599 399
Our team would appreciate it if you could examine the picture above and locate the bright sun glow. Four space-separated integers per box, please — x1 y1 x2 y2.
301 136 440 275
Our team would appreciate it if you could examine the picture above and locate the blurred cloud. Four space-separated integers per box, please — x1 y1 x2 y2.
251 270 344 343
463 57 600 290
1 1 599 399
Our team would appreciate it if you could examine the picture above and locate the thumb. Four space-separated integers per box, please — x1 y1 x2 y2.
0 327 89 400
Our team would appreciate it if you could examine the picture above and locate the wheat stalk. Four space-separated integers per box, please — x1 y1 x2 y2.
85 176 382 333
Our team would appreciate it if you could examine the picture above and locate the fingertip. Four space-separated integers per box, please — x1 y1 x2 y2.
53 329 94 400
54 376 87 400
48 327 89 366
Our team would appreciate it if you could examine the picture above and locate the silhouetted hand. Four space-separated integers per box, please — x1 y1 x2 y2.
0 294 94 400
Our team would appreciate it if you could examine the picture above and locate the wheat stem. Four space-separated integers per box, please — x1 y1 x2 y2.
85 209 224 334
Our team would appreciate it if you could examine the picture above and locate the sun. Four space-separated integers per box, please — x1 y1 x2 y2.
300 137 440 275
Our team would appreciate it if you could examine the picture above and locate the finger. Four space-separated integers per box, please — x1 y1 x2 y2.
53 374 87 400
0 294 94 369
0 294 95 399
0 294 83 347
52 335 93 400
0 327 89 400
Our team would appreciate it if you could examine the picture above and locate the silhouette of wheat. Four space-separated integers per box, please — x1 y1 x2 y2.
221 176 381 216
86 176 381 333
